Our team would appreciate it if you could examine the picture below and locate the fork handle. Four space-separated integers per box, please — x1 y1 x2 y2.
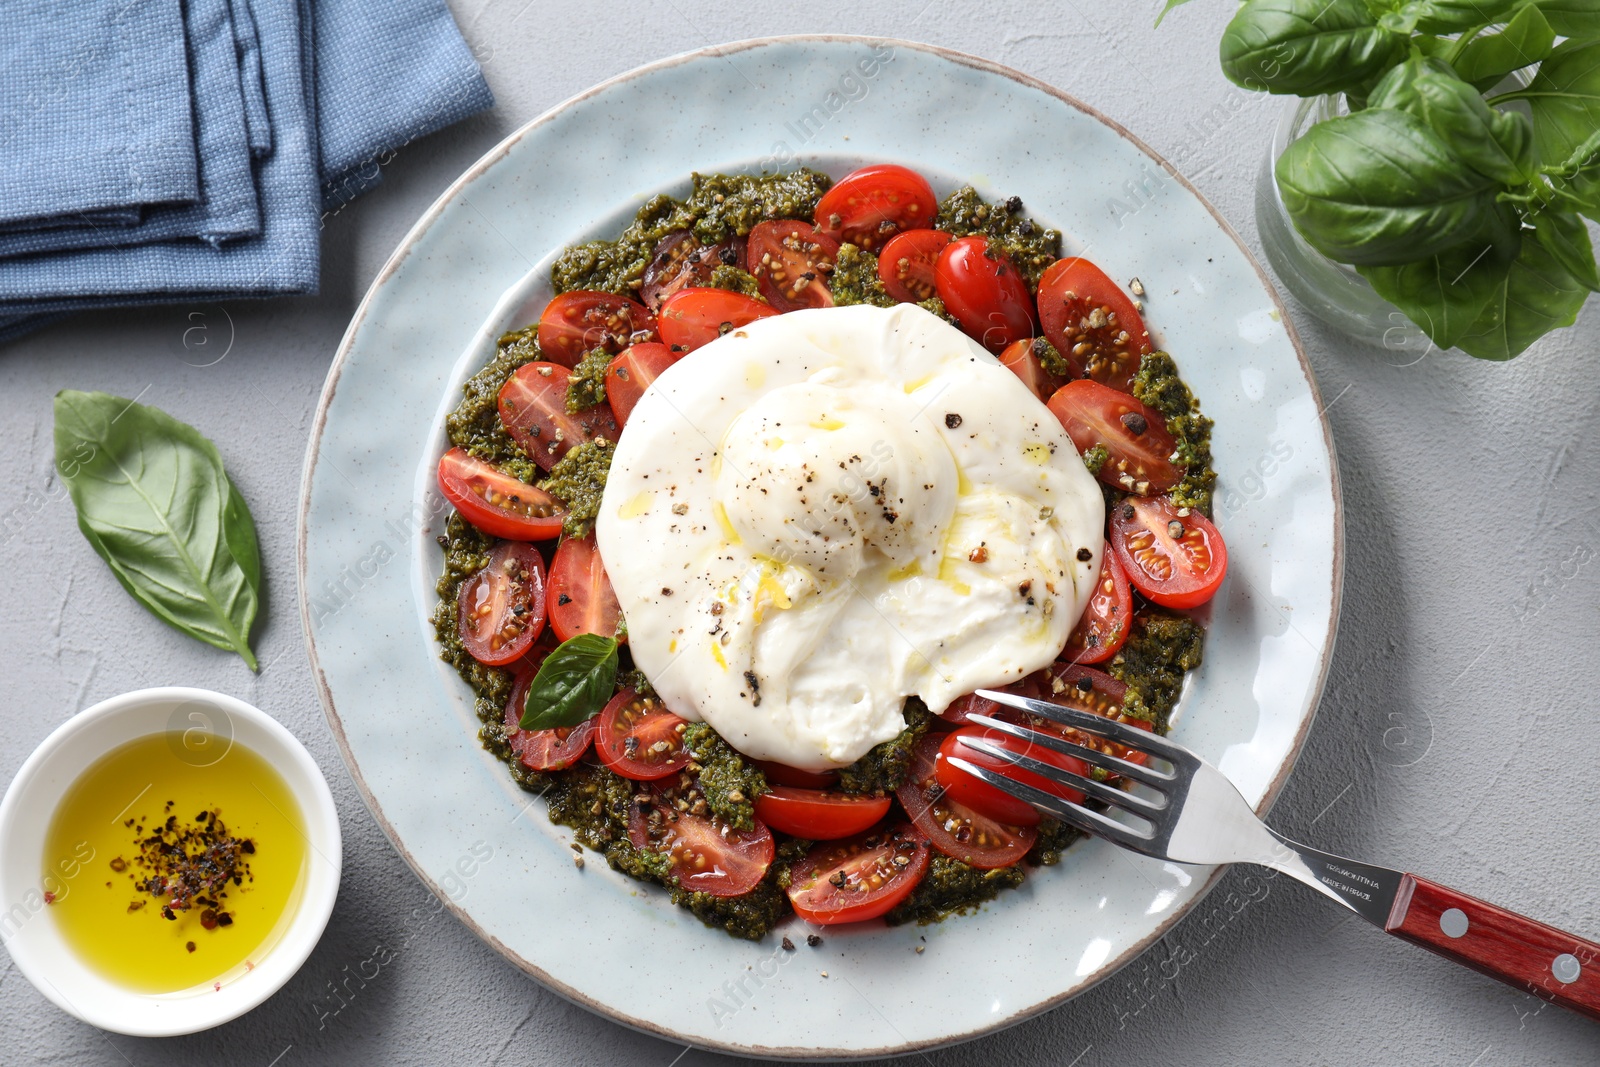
1386 874 1600 1020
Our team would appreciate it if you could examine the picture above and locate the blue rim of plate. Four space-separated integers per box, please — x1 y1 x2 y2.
299 35 1344 1058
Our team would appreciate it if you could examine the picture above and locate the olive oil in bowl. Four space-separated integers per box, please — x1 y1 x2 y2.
42 733 309 995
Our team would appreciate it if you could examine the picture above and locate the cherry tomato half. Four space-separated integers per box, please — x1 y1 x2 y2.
1047 379 1182 496
814 164 938 251
503 671 597 772
1037 258 1150 391
751 759 839 790
895 735 1036 869
997 337 1071 403
497 362 620 472
595 689 691 780
657 288 779 353
536 290 657 368
786 823 930 924
456 540 547 667
1039 662 1154 772
940 674 1047 727
546 533 624 642
753 786 892 840
605 342 680 427
436 447 565 541
934 236 1038 353
629 785 774 897
1062 543 1132 665
748 220 839 312
640 232 745 311
877 228 952 303
935 725 1089 827
1109 495 1228 610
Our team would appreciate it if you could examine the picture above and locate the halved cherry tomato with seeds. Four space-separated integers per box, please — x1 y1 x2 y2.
1037 258 1150 391
934 236 1038 353
657 288 779 353
456 541 547 667
936 725 1089 827
536 291 657 368
939 674 1048 727
752 759 839 790
1037 663 1153 771
436 447 565 541
503 672 597 771
546 534 624 641
629 785 773 896
640 232 745 311
497 362 620 472
753 786 892 840
1110 495 1228 610
1047 379 1181 495
877 228 951 303
748 220 839 312
605 342 680 427
595 689 690 780
998 337 1071 402
814 164 938 251
895 735 1035 869
786 823 930 924
1062 543 1132 665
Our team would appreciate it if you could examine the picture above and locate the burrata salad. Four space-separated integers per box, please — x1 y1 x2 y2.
432 164 1225 939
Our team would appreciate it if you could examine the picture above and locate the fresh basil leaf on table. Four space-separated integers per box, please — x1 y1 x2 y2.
520 633 619 730
1220 0 1407 96
1453 234 1591 360
1452 4 1556 91
53 390 261 669
1274 107 1501 265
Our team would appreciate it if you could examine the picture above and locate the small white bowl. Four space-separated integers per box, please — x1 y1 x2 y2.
0 687 342 1036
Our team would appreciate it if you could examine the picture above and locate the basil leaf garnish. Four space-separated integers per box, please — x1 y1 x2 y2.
53 390 261 669
520 633 620 731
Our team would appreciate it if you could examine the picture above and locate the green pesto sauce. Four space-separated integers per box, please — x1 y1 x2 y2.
1026 817 1084 867
540 438 613 539
1082 443 1109 476
836 699 934 795
935 187 1062 290
682 723 768 831
551 170 833 297
1131 351 1216 516
709 264 765 300
444 332 545 484
885 856 1026 925
1108 610 1206 732
1032 336 1070 378
431 512 522 743
565 348 611 413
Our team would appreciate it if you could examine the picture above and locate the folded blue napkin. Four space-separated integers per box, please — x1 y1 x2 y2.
0 0 493 341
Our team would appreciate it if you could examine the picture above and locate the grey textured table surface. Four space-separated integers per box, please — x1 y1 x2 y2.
4 3 1599 1064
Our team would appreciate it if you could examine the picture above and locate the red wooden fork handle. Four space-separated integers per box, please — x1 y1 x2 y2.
1387 874 1600 1020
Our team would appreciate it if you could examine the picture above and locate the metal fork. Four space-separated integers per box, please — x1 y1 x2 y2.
956 690 1600 1021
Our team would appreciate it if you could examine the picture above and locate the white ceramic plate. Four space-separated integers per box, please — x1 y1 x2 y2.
299 36 1342 1058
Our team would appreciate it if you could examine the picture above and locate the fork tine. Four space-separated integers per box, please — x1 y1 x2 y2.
976 689 1192 764
967 712 1174 789
957 735 1166 818
946 756 1155 853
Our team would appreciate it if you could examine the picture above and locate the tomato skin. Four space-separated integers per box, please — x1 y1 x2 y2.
814 164 938 251
877 229 952 303
657 288 779 352
1047 379 1182 495
940 674 1047 727
936 725 1089 827
436 448 565 541
497 362 620 472
751 759 839 790
1110 496 1228 609
546 534 624 642
629 786 774 897
595 689 691 780
536 291 657 368
1037 258 1150 391
503 673 598 771
456 541 547 667
934 236 1038 353
786 823 931 924
640 232 745 311
1063 543 1132 665
1036 663 1153 770
997 337 1071 402
605 342 680 427
895 735 1036 869
752 787 892 840
748 220 840 312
